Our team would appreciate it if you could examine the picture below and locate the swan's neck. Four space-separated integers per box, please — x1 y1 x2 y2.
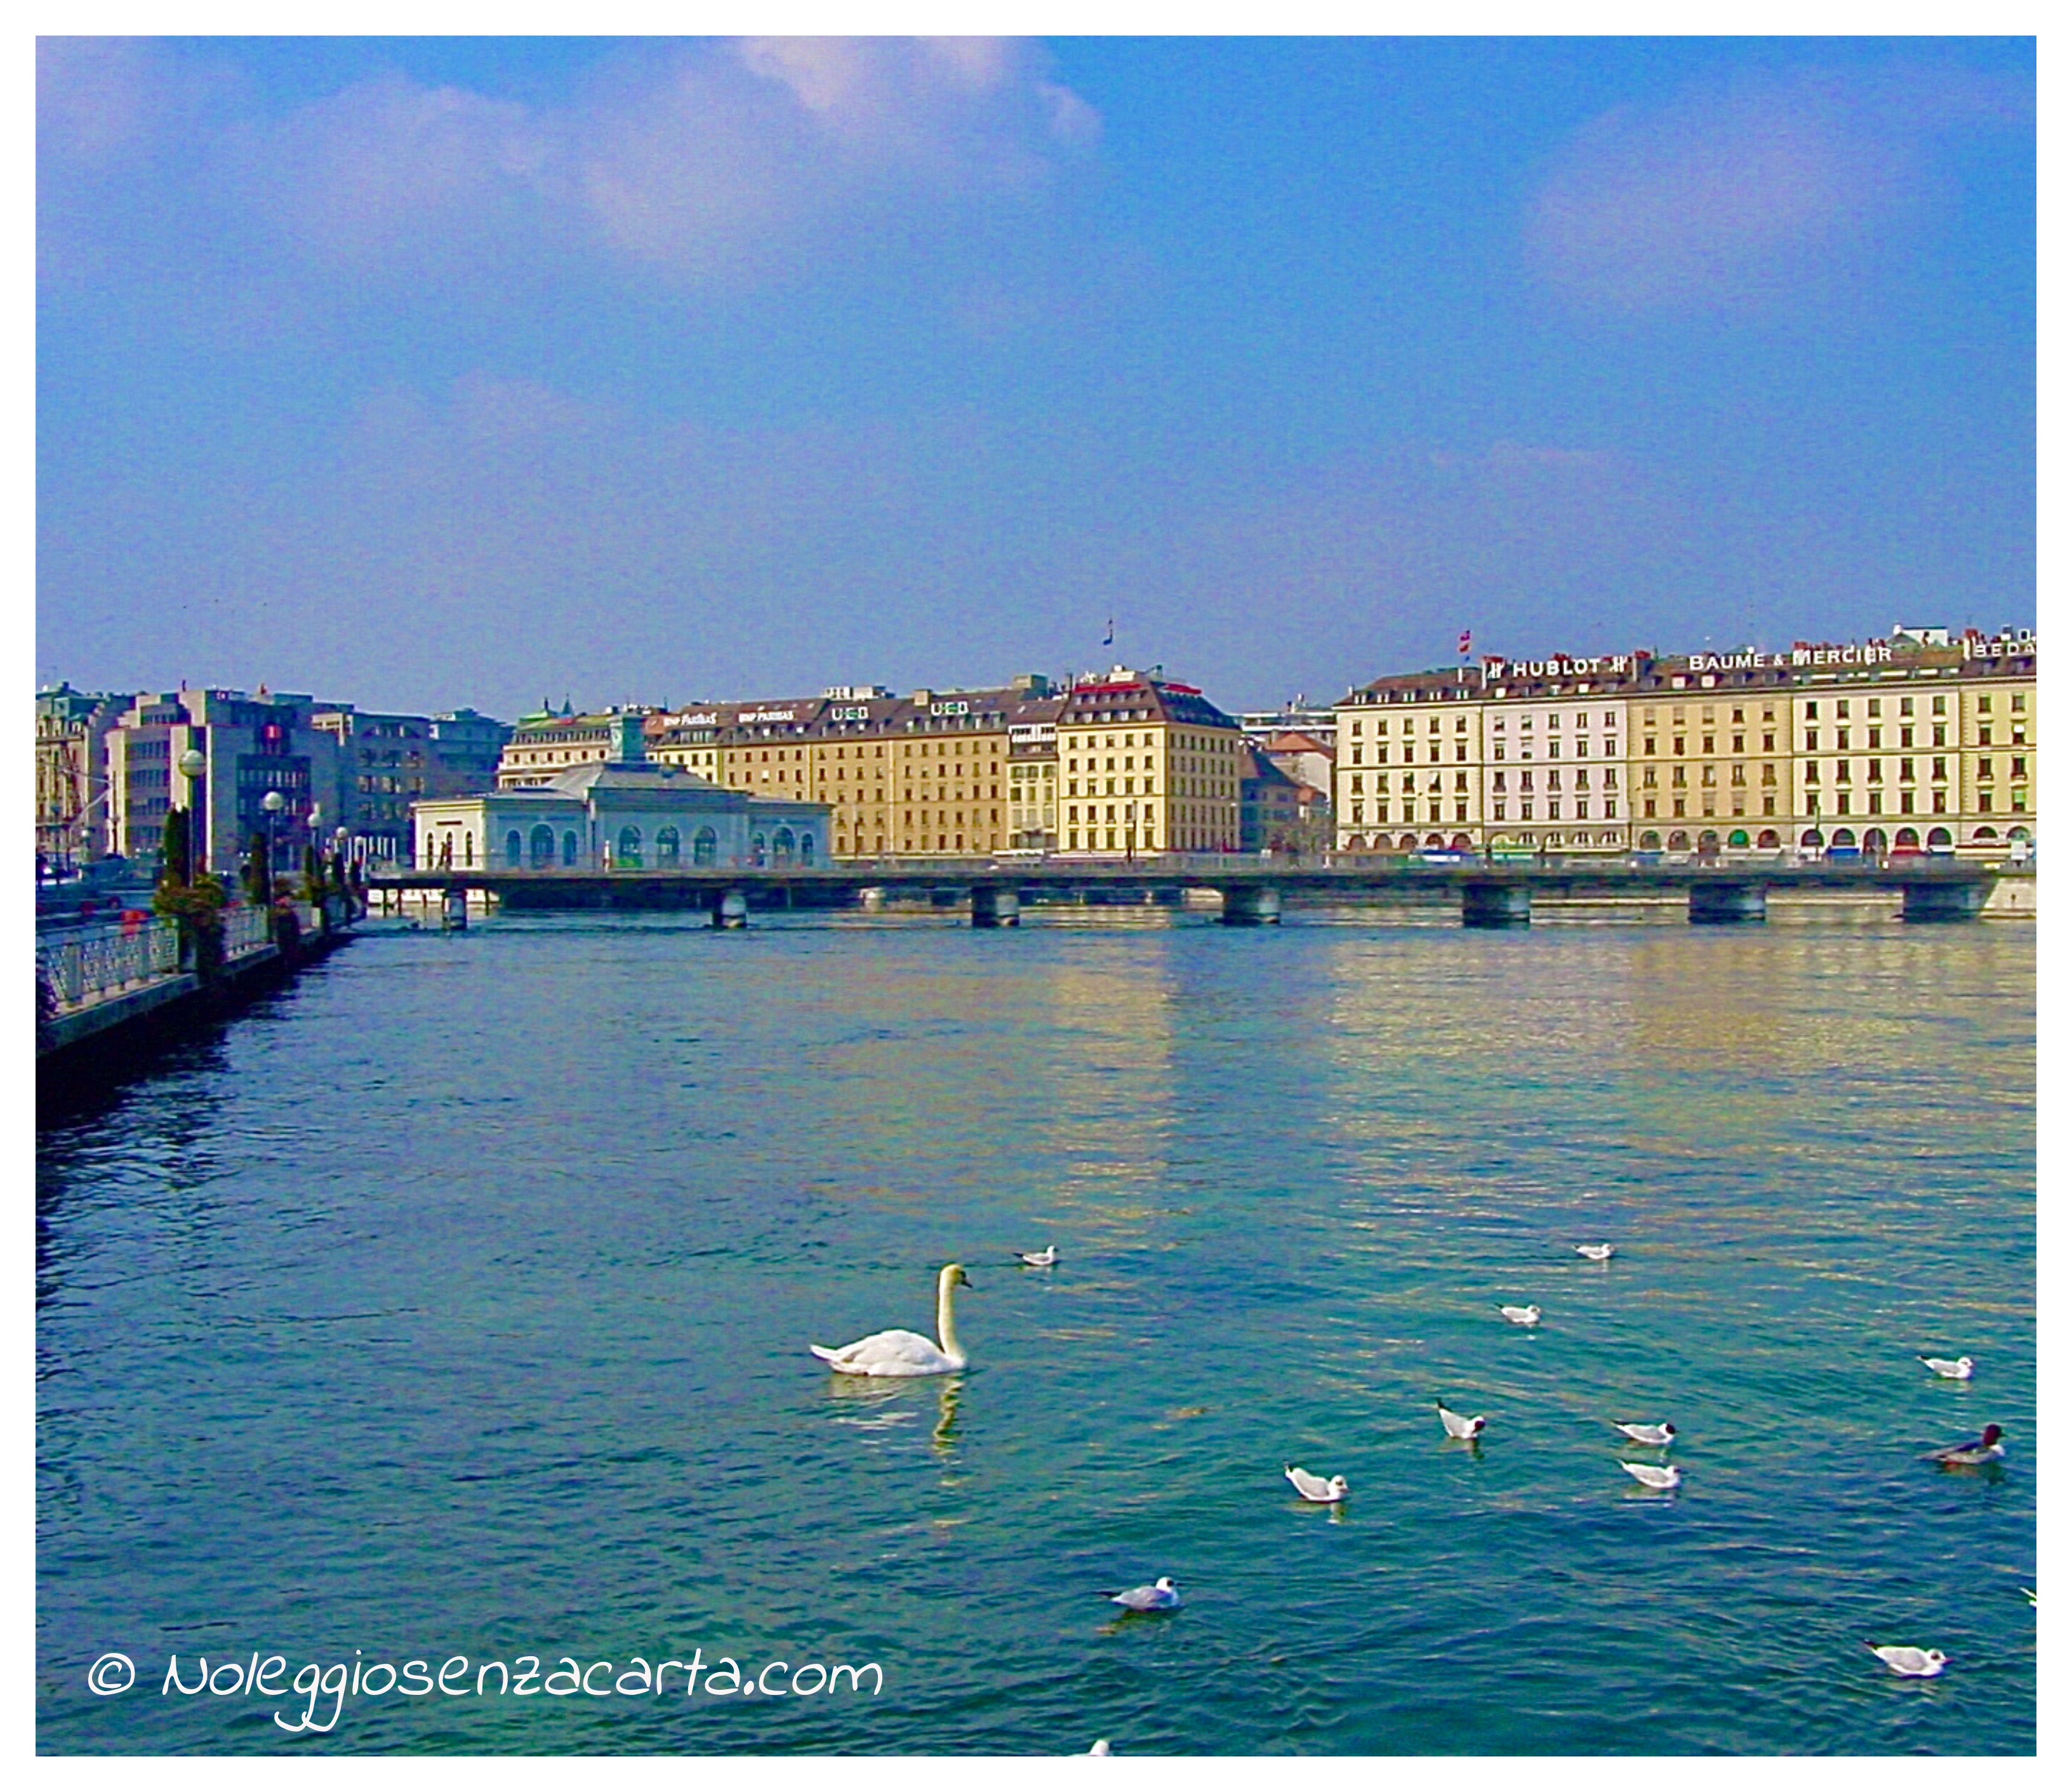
936 1271 966 1365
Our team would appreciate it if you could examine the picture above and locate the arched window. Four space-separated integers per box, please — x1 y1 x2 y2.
463 832 475 866
799 832 816 866
693 826 718 866
1424 832 1444 847
1398 833 1418 852
1639 830 1663 850
656 826 682 867
1668 830 1691 851
1450 833 1471 851
562 830 580 866
1698 830 1720 851
1800 829 1823 848
1927 826 1953 849
617 826 643 868
503 830 522 868
751 832 768 867
1864 828 1888 855
529 825 555 868
1971 826 2000 841
1757 830 1780 849
1727 829 1750 847
773 826 797 865
1895 826 1921 848
2009 826 2031 842
1833 827 1857 847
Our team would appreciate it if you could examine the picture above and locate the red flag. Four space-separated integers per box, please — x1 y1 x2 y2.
1458 628 1473 657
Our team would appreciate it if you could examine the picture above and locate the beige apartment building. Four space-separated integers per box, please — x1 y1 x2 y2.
642 668 1247 861
1335 628 2036 859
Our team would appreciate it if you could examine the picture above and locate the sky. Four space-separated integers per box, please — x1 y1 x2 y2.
36 31 2036 722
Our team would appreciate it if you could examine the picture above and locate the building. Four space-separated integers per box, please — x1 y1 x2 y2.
1239 744 1303 853
413 729 830 872
1332 626 2038 860
311 706 510 864
497 705 661 788
99 687 347 880
650 675 1053 859
1054 668 1246 856
36 684 128 872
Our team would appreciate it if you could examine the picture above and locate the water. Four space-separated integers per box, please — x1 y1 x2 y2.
37 908 2036 1755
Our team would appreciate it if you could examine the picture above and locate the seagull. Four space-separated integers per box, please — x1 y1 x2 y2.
1105 1576 1181 1612
1866 1643 1947 1678
1088 1740 1112 1755
1498 1303 1541 1326
1015 1245 1059 1268
1612 1421 1677 1447
1918 1355 1974 1379
1575 1244 1616 1261
1924 1424 2005 1466
1620 1461 1682 1490
1284 1464 1350 1503
1435 1400 1487 1440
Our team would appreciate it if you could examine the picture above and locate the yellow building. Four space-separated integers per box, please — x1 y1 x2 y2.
1335 628 2036 860
1054 669 1245 856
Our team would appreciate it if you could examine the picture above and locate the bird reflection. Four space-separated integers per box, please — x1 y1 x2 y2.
932 1376 962 1452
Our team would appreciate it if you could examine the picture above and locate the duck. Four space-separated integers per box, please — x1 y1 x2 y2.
1918 1354 1975 1379
1866 1643 1947 1678
1104 1577 1181 1612
1435 1400 1487 1440
1498 1303 1541 1326
1923 1423 2005 1466
811 1263 972 1377
1284 1464 1350 1503
1015 1245 1059 1268
1620 1461 1681 1490
1575 1243 1616 1261
1612 1421 1677 1447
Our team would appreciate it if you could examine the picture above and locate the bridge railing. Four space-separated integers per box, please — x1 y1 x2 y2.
35 917 183 1013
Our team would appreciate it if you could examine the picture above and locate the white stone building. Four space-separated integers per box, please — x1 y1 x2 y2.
411 757 830 873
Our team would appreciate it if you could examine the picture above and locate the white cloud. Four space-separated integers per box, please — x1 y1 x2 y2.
1525 65 2030 313
89 37 1103 287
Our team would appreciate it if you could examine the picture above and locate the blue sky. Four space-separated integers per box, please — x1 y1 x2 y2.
37 34 2035 720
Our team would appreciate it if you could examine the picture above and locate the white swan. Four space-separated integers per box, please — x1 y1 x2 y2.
811 1263 972 1376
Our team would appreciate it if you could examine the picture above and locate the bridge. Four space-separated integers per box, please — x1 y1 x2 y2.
363 856 2012 929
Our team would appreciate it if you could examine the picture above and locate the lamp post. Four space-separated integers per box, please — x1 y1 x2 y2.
177 747 206 849
261 788 286 889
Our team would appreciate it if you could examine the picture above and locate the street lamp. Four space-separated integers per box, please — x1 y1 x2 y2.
261 788 286 887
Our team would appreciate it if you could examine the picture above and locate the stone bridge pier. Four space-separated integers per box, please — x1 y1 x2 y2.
971 886 1021 927
1689 881 1767 924
1219 885 1282 926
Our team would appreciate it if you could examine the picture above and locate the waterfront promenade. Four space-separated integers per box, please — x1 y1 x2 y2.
366 854 2014 927
36 899 358 1089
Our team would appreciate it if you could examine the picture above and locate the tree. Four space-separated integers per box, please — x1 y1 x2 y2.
157 806 191 891
242 832 270 906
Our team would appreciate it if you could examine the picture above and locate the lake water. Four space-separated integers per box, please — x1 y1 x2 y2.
37 906 2036 1755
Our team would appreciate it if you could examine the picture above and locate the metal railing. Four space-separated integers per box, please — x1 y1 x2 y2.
36 917 182 1013
222 905 274 962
